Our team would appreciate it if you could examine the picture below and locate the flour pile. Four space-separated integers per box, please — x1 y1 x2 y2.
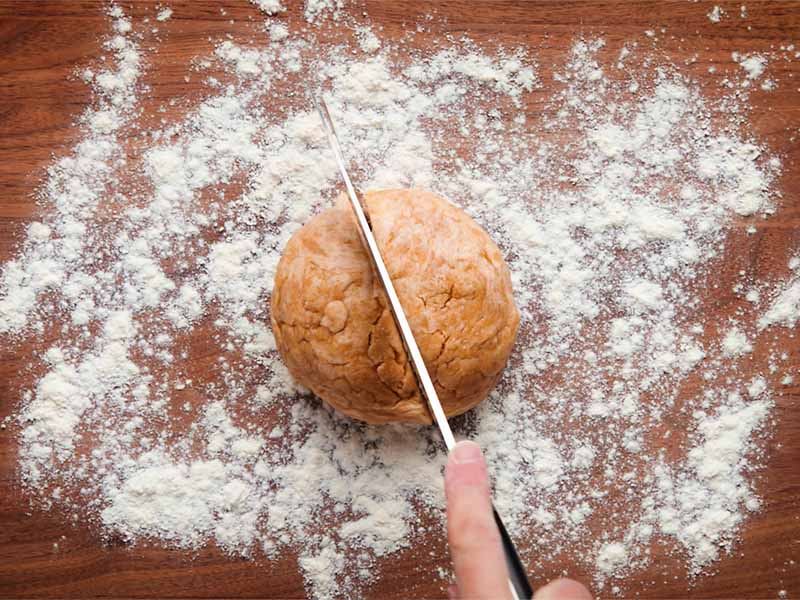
1 4 796 597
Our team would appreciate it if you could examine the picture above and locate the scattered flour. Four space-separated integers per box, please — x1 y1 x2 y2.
651 398 770 571
355 26 381 54
707 5 723 23
156 6 173 21
269 22 289 42
0 4 792 599
304 0 344 23
596 542 628 578
722 326 753 357
251 0 286 15
759 267 800 329
734 51 768 80
748 376 767 398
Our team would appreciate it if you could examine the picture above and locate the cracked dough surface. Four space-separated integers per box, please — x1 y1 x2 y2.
270 188 519 424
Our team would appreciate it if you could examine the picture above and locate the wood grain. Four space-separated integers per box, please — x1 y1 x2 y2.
0 1 799 598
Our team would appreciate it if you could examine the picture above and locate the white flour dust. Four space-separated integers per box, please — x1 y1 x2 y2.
0 3 796 598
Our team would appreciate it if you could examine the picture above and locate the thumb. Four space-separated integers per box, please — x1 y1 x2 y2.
445 441 510 599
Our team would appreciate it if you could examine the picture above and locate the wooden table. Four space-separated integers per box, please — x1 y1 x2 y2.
1 1 799 597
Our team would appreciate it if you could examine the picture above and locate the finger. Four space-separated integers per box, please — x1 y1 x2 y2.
445 441 510 600
533 578 592 600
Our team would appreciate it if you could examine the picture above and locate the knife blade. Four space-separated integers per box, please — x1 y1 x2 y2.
315 97 533 600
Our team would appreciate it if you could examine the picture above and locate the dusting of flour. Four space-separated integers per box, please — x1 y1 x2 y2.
0 3 794 598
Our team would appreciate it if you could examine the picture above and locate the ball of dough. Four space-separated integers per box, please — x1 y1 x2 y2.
270 189 519 424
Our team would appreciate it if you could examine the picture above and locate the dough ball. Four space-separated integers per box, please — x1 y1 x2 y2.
270 188 519 424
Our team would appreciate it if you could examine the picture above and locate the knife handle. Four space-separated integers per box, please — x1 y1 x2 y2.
492 504 534 600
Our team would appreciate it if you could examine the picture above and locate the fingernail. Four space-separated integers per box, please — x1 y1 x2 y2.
450 440 483 464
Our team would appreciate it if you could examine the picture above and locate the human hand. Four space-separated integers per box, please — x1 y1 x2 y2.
444 440 592 600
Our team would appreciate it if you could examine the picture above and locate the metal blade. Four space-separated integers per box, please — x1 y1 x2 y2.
315 97 456 451
316 97 533 600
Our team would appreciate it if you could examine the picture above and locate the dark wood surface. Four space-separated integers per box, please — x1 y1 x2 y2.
1 1 799 598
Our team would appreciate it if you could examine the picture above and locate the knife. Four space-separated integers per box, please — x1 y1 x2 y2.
316 97 534 600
